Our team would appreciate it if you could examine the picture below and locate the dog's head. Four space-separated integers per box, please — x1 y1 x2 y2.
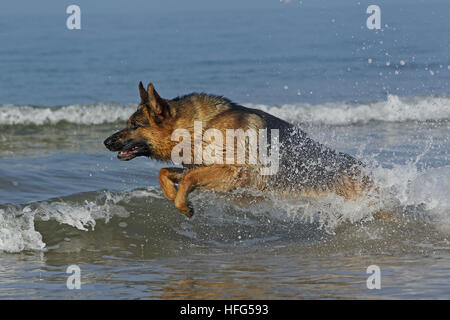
104 82 176 161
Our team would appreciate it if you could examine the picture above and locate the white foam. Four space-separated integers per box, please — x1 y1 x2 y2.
261 187 382 234
373 164 450 233
243 161 450 235
0 208 45 253
0 188 161 253
0 102 136 125
1 94 449 126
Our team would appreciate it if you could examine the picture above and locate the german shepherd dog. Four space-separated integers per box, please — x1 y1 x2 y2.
105 82 386 219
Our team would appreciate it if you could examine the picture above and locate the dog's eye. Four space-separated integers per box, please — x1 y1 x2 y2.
130 121 139 130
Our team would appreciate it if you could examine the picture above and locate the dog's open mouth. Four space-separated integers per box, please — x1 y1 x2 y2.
117 143 150 161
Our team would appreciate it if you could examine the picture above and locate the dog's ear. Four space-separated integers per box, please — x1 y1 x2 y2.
139 81 148 104
140 83 175 123
147 83 166 115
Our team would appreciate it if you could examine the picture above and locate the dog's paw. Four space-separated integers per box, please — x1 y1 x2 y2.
176 201 194 218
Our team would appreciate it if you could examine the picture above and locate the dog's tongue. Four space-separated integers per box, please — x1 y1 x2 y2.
117 150 136 160
118 150 134 157
117 146 140 160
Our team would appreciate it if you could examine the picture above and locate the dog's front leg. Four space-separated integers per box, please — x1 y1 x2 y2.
174 165 248 218
158 167 185 201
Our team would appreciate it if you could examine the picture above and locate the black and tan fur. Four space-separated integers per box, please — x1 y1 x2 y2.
104 82 384 219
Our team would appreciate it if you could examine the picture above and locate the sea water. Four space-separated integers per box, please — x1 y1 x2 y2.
0 1 449 299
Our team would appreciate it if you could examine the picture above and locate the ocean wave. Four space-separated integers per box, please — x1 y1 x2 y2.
0 187 163 253
248 94 450 125
0 94 449 126
1 160 449 253
0 102 136 126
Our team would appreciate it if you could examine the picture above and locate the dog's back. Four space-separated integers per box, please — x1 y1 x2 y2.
170 93 366 198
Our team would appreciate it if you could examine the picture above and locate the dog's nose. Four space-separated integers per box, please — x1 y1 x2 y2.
104 131 125 151
104 136 115 149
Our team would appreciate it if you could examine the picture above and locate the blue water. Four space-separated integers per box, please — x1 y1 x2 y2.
0 0 449 299
0 0 448 106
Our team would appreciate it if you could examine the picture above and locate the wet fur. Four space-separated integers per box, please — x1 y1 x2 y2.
105 82 377 218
